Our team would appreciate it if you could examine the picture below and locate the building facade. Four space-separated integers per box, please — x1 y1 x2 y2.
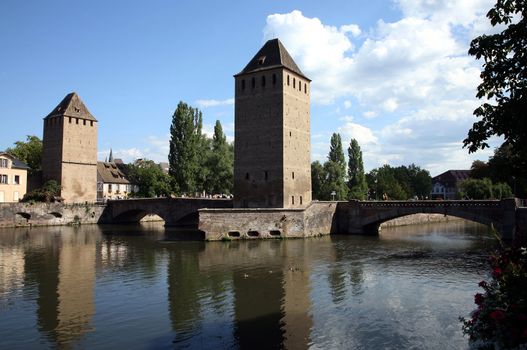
42 92 98 203
233 38 311 208
0 152 29 202
430 170 471 200
96 161 135 202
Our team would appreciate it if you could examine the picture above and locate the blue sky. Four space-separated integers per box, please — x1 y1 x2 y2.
0 0 501 176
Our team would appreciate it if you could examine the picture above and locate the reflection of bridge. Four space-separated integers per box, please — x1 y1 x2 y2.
340 199 522 239
101 198 233 226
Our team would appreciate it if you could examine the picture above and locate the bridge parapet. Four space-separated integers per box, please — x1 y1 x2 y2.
359 200 501 208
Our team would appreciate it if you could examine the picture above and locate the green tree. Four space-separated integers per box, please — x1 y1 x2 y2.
470 160 490 179
347 138 367 200
492 182 513 199
204 120 233 194
168 102 203 195
322 133 348 200
459 178 494 199
463 1 527 163
126 160 171 198
311 161 325 200
6 135 43 175
406 164 432 198
367 165 407 200
21 180 61 202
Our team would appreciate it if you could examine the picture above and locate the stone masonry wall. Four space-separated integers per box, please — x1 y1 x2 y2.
0 202 105 228
198 201 337 240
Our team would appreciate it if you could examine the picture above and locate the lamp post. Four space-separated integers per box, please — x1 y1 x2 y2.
331 191 336 201
374 179 378 201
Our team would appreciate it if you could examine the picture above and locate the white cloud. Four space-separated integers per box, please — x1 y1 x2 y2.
343 100 352 109
195 98 234 108
341 24 361 37
264 7 496 174
339 115 354 122
338 122 378 146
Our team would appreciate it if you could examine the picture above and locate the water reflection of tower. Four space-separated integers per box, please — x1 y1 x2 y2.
23 227 97 347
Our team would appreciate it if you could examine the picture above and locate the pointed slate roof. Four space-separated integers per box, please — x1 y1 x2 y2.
236 38 310 81
44 92 97 121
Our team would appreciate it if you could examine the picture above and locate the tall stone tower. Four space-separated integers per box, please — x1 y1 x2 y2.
234 39 311 208
42 92 98 203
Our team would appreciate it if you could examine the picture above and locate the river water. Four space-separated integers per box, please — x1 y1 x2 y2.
0 220 495 349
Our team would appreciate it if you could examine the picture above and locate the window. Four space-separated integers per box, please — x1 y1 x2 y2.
83 119 86 125
90 121 93 127
262 75 266 87
108 184 112 193
245 172 250 180
287 75 290 86
272 74 277 85
292 196 295 205
69 117 72 123
76 118 79 124
264 171 268 180
293 78 296 89
251 77 255 88
0 159 7 168
14 175 20 185
299 81 302 91
304 83 307 93
0 175 7 184
300 196 303 205
292 172 295 179
241 79 245 90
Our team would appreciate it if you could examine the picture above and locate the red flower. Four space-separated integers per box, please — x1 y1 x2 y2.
490 309 506 321
474 293 484 306
492 267 503 277
478 280 488 288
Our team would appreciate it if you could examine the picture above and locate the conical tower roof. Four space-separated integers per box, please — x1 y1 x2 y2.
236 38 310 81
44 92 97 121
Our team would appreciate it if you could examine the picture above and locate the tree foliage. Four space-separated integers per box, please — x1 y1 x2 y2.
322 133 348 200
203 120 233 194
169 102 204 195
126 159 171 198
366 164 432 200
6 135 42 175
311 161 325 200
464 1 527 162
21 180 61 202
459 177 512 200
347 138 368 200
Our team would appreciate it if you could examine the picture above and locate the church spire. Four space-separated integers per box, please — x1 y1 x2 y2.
109 148 114 162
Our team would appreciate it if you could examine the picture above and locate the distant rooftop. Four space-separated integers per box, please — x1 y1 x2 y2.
236 38 310 81
45 92 97 122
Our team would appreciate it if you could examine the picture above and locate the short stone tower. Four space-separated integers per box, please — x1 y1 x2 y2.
234 39 311 208
42 92 98 203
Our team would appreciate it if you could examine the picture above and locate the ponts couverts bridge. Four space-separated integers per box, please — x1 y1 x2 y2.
102 197 527 241
102 39 526 241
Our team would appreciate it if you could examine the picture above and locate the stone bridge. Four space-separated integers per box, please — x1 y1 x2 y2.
339 198 521 240
101 198 233 226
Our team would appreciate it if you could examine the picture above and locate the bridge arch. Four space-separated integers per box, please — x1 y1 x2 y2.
347 200 510 237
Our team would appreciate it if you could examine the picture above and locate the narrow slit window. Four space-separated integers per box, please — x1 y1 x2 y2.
245 172 250 180
241 79 246 90
293 78 296 89
304 83 307 93
300 196 303 205
264 171 268 180
262 75 266 87
272 74 276 85
287 75 290 86
292 196 295 205
251 77 255 88
292 172 295 179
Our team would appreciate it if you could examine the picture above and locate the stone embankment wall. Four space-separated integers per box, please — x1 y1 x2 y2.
0 202 106 228
199 202 338 240
379 214 462 228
